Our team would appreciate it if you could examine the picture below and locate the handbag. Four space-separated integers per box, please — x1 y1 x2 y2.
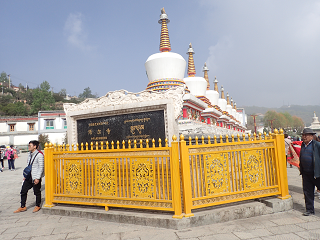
23 152 39 180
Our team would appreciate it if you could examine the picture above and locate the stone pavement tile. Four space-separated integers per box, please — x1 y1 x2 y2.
52 225 88 235
233 229 273 239
295 229 320 240
2 224 34 234
30 233 68 240
289 210 320 222
199 233 239 240
260 233 303 240
0 232 18 240
268 217 306 226
266 224 305 234
121 229 177 240
298 220 320 230
208 223 247 234
15 227 54 238
238 220 277 230
175 228 215 238
66 229 104 239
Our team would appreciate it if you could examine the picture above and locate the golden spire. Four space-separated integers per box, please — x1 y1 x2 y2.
159 8 171 52
234 102 237 110
231 98 234 108
203 63 210 90
221 85 225 99
214 76 219 92
187 43 196 77
226 92 230 105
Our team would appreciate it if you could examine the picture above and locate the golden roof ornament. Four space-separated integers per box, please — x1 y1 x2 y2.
159 8 171 52
221 85 225 99
214 76 219 92
231 98 234 108
202 62 210 90
234 102 237 110
226 92 230 105
187 43 196 77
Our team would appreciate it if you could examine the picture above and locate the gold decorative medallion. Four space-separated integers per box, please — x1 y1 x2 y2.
96 159 117 196
65 161 83 194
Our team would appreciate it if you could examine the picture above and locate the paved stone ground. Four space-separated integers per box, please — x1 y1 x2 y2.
1 153 320 239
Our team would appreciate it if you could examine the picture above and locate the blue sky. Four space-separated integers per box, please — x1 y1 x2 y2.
1 0 320 107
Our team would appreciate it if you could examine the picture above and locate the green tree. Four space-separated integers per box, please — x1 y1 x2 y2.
78 87 98 99
2 102 28 116
0 72 8 87
59 88 67 97
30 81 55 114
38 134 50 150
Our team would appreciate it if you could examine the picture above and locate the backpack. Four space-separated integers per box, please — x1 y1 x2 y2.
10 150 14 159
23 152 39 181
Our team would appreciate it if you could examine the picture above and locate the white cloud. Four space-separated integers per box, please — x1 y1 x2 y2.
64 13 92 51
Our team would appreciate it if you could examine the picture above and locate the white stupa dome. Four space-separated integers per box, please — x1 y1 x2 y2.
145 52 186 82
206 90 219 105
183 76 207 96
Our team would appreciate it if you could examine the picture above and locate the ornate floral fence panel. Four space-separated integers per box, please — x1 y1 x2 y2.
179 130 290 216
44 138 183 218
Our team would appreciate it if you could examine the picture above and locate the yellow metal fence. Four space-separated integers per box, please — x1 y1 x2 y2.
44 130 290 218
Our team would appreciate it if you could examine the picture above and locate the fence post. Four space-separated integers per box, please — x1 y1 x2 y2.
171 135 183 219
44 143 54 207
179 135 194 217
274 129 291 199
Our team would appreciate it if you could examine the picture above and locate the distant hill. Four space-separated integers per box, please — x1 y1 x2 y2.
239 105 320 126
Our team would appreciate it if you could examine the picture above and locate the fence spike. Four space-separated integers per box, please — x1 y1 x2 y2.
96 141 99 150
214 135 217 144
232 135 235 142
76 143 79 151
152 138 155 148
247 133 251 141
189 136 192 145
208 135 211 144
140 139 143 148
172 135 177 141
242 133 246 141
259 132 262 140
220 135 223 143
237 134 240 142
111 141 114 149
128 140 131 149
86 142 89 150
71 143 74 151
201 136 204 144
146 139 149 148
195 136 198 145
165 138 168 147
66 144 69 151
117 140 120 149
226 135 229 143
90 142 93 150
100 141 104 150
122 140 125 149
134 140 137 148
106 141 109 150
274 129 279 134
180 134 185 141
159 138 162 147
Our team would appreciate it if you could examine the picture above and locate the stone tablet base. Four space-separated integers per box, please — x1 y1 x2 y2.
42 197 293 230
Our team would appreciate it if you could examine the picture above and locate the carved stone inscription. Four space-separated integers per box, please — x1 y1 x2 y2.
77 110 165 147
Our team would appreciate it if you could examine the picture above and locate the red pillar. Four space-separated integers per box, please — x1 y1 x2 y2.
183 108 188 119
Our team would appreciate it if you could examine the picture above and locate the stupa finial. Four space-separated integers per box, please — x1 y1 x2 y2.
187 43 196 77
203 62 210 90
214 76 219 93
231 98 234 108
226 92 230 105
221 85 225 99
234 102 237 110
159 8 171 52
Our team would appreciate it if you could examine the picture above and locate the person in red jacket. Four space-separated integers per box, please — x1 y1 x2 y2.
5 145 16 171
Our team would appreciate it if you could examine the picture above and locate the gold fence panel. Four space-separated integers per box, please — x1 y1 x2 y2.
44 137 183 218
179 130 290 216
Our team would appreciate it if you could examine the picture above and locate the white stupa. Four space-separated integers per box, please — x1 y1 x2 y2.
183 43 207 96
204 65 219 106
145 8 186 92
218 86 227 111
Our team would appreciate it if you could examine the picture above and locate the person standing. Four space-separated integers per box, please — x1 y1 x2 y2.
14 140 44 213
5 145 16 171
299 128 320 216
0 148 4 171
284 134 292 168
